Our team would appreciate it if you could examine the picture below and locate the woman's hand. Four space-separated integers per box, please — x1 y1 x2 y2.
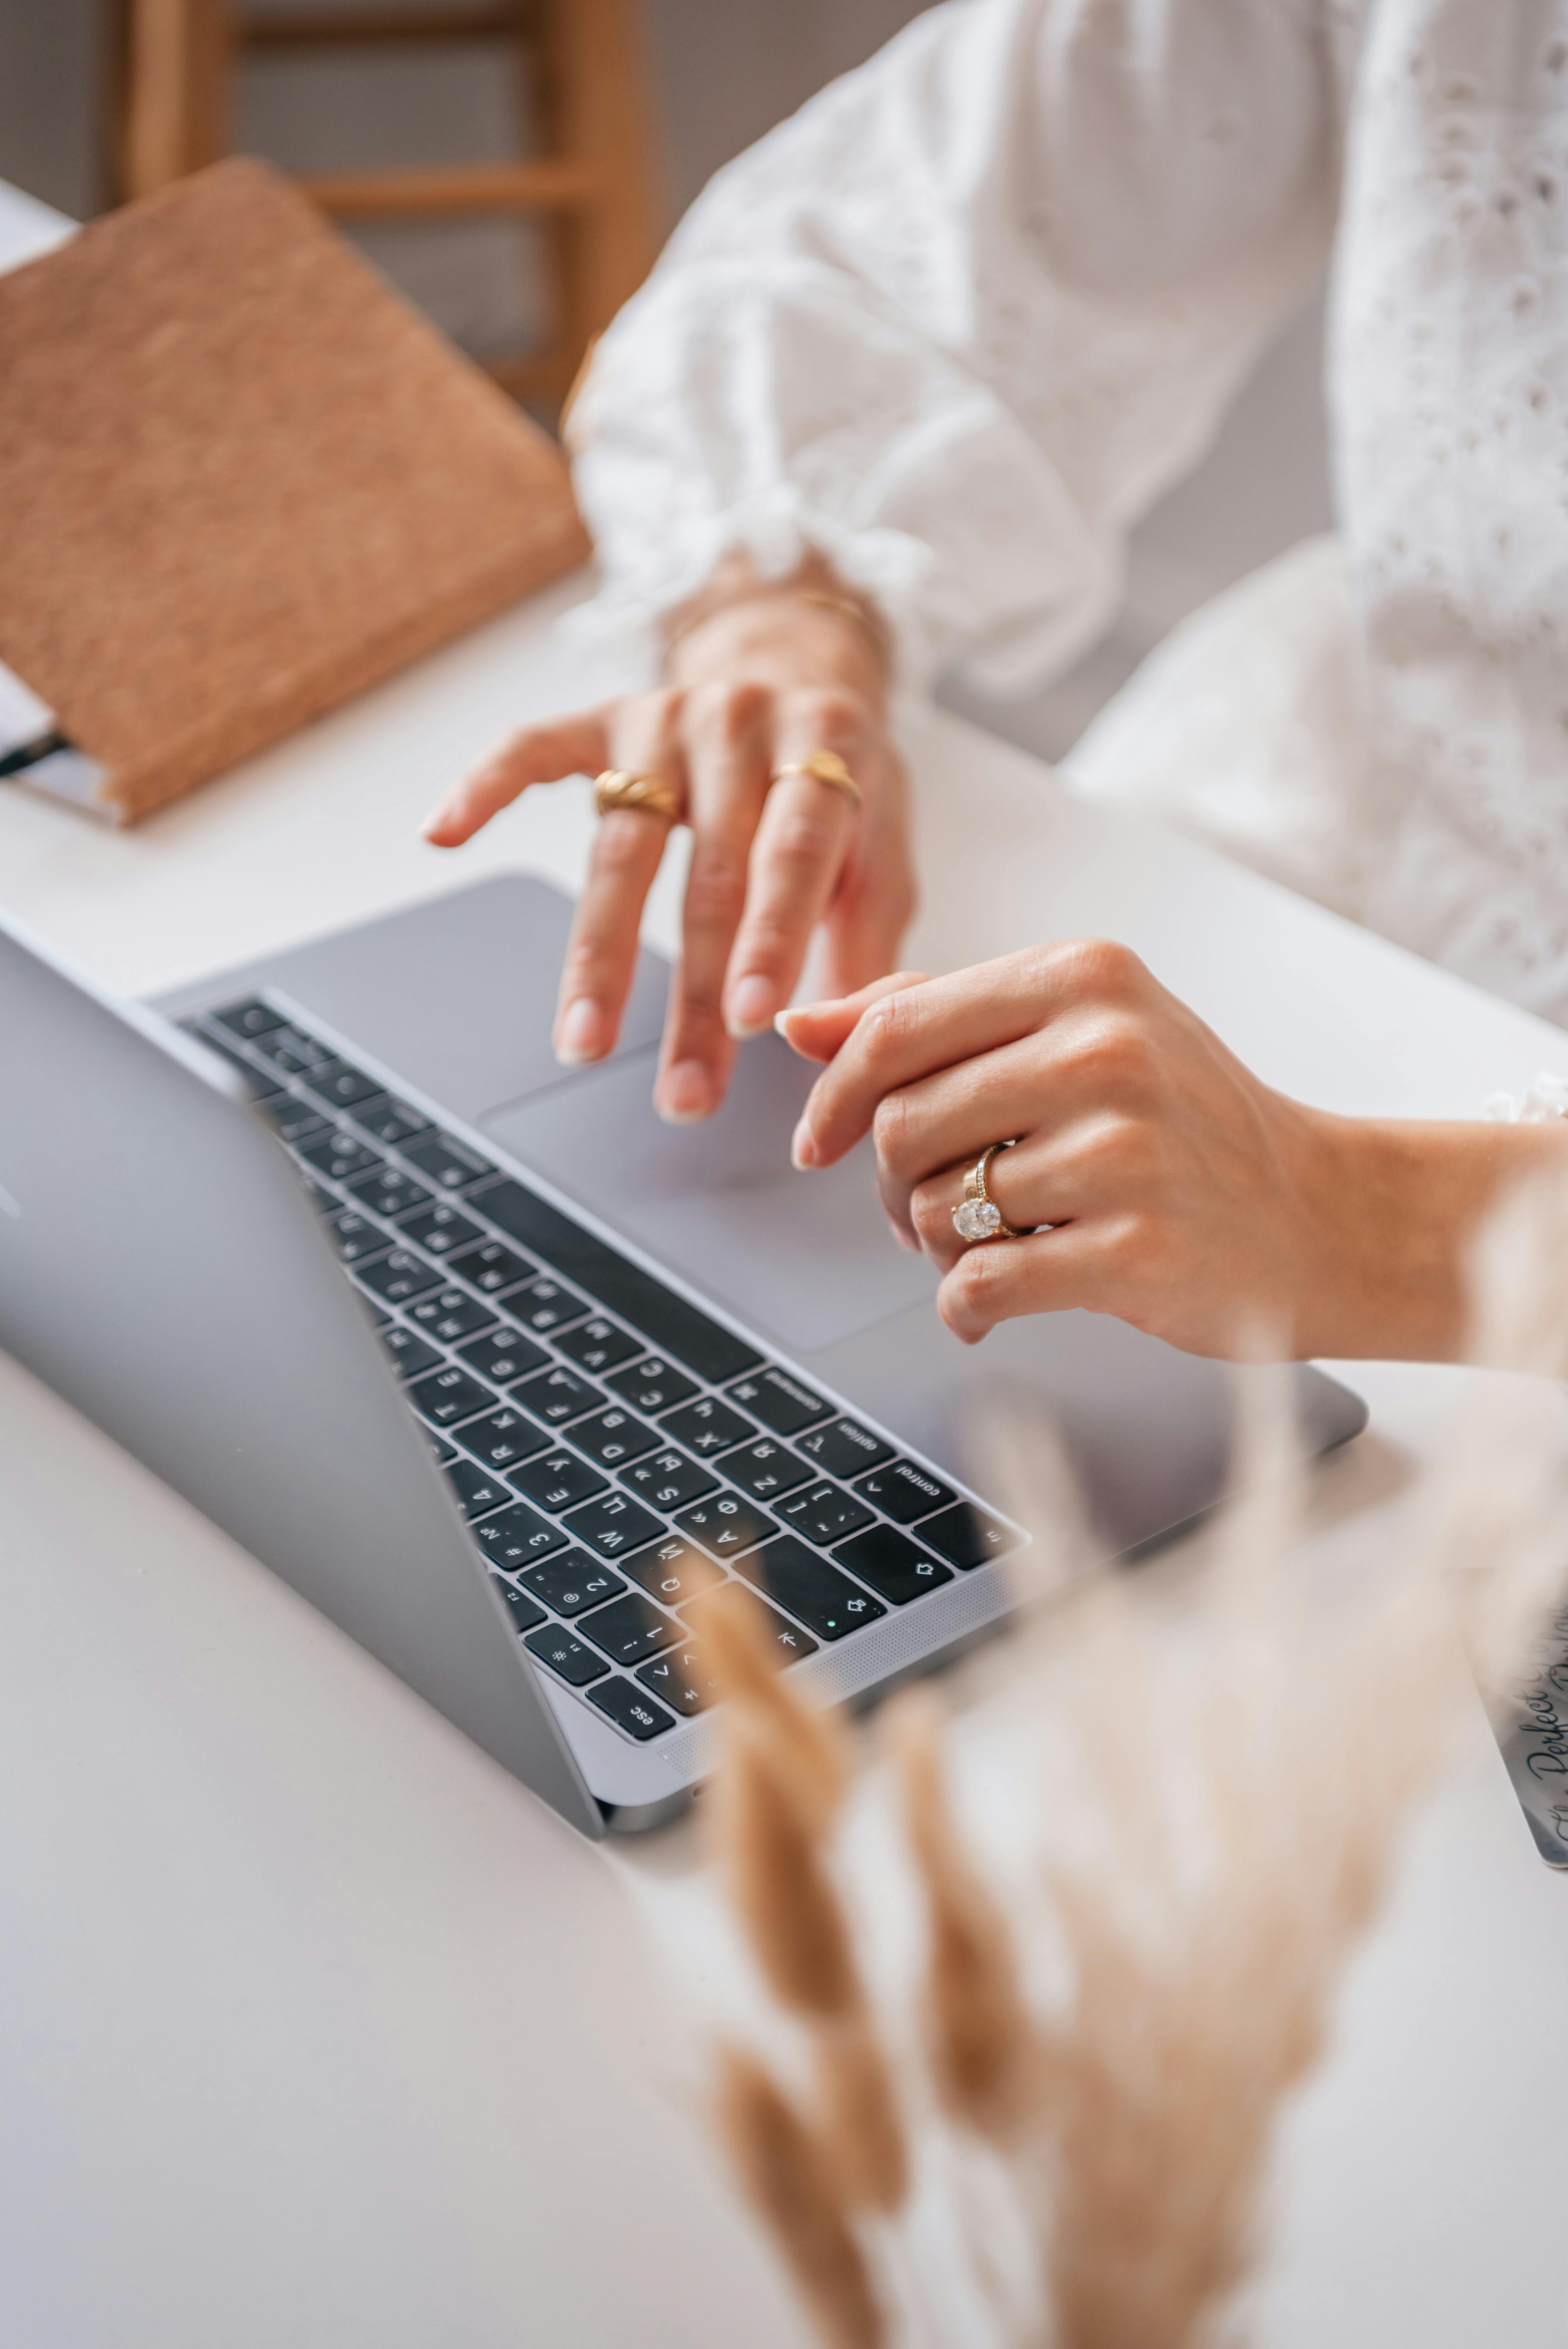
421 557 914 1125
779 943 1568 1363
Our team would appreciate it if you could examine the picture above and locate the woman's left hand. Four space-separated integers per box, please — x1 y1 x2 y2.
777 942 1450 1362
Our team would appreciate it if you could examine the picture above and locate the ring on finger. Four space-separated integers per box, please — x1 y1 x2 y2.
952 1141 1023 1243
771 749 863 811
595 768 683 825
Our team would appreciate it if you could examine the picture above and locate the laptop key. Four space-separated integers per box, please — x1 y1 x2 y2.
523 1626 608 1687
679 1583 822 1663
852 1459 956 1526
492 1576 547 1635
301 1059 385 1112
918 1503 1022 1571
618 1447 716 1512
380 1323 442 1380
249 1023 335 1074
620 1534 716 1609
509 1449 609 1513
408 1287 497 1343
194 1026 286 1095
725 1366 832 1438
636 1645 713 1718
327 1208 390 1265
607 1355 700 1415
409 1365 497 1428
796 1416 894 1480
264 1094 330 1145
460 1328 552 1387
554 1316 642 1375
563 1490 664 1559
357 1248 445 1306
734 1536 887 1642
675 1493 775 1561
458 1406 552 1474
572 1408 661 1469
472 1500 568 1569
212 997 287 1041
589 1677 675 1740
833 1524 952 1605
398 1203 485 1260
578 1591 680 1666
424 1430 458 1465
520 1550 625 1617
353 1096 432 1146
517 1363 604 1425
661 1395 755 1457
778 1481 877 1548
447 1239 535 1297
443 1457 513 1521
726 1438 814 1503
345 1164 433 1221
297 1128 383 1184
510 1278 591 1336
400 1132 494 1191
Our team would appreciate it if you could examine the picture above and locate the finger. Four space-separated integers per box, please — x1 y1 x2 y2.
655 683 773 1124
799 942 1138 1169
820 744 917 996
863 1033 1093 1239
554 693 686 1066
909 1134 1063 1273
936 1219 1135 1346
722 689 872 1039
422 709 611 846
775 971 931 1066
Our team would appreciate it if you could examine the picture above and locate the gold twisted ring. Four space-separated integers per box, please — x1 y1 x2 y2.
952 1141 1021 1244
771 749 863 811
594 768 682 825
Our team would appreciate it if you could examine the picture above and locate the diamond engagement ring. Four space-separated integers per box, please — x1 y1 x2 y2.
952 1141 1021 1243
594 768 682 824
771 749 863 810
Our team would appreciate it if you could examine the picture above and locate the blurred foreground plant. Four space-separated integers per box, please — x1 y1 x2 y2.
701 1177 1568 2349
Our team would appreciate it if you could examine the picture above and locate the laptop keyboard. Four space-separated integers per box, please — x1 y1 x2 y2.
188 999 1022 1746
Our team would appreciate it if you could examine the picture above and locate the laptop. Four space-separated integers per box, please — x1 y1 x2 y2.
0 873 1367 1836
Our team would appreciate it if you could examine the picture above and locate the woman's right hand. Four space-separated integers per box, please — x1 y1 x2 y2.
420 558 916 1125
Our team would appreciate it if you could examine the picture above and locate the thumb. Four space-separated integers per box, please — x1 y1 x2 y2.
773 971 931 1065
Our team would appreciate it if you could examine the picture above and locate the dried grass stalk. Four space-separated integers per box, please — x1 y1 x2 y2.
697 1578 850 1834
814 2014 910 2212
886 1686 1040 2145
714 2042 887 2349
712 1719 859 2019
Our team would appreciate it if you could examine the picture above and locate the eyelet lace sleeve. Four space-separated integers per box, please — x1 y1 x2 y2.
566 0 1338 692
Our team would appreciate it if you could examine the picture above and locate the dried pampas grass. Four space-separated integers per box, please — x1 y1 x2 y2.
700 1167 1568 2349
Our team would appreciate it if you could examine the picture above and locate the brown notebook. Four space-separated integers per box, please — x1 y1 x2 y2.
0 157 590 823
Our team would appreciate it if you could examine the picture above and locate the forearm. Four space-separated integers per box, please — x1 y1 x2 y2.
1288 1109 1568 1362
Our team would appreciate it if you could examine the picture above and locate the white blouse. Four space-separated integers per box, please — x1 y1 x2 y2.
568 0 1568 1027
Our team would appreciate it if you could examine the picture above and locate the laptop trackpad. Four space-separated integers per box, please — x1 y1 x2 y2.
481 1034 939 1357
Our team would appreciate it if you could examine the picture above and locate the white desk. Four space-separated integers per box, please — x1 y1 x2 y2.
5 187 1568 2347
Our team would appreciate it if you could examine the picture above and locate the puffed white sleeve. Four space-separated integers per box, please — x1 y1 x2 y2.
565 0 1338 695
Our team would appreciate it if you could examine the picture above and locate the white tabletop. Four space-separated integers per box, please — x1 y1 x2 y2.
5 179 1568 2348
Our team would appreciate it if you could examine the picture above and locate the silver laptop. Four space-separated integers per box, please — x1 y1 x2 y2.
0 875 1366 1836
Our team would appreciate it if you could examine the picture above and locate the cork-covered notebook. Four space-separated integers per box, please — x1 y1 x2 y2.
0 157 590 823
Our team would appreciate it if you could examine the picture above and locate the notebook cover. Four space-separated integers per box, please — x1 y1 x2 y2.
0 157 591 824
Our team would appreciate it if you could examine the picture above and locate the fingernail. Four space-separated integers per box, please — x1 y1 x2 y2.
773 1008 801 1039
419 810 446 841
657 1058 712 1123
791 1114 818 1171
556 998 607 1065
727 975 776 1037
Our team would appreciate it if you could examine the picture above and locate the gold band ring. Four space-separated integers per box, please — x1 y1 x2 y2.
771 749 863 811
594 768 682 825
952 1141 1021 1244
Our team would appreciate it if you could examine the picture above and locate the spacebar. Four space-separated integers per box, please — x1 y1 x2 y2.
470 1177 761 1384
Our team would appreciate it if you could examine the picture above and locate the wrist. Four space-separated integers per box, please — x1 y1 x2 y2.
1287 1108 1568 1361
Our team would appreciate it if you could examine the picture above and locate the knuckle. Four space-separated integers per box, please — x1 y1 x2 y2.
683 850 747 932
870 1088 914 1170
910 1182 950 1247
857 987 912 1072
1062 936 1146 999
592 818 657 880
792 684 870 747
768 809 839 875
686 677 768 747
